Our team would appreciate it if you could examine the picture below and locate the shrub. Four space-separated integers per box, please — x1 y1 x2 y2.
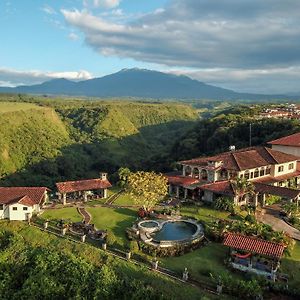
213 196 234 212
105 231 117 246
129 240 139 253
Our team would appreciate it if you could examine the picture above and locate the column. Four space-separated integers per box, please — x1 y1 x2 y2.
83 191 88 202
169 185 173 195
103 188 108 198
176 186 180 198
184 188 188 199
182 166 186 176
62 193 67 205
254 193 258 207
262 194 266 207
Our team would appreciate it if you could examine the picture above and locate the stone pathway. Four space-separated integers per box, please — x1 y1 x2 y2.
77 207 91 224
256 205 300 240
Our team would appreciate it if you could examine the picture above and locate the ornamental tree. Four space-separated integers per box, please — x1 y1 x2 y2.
126 171 168 212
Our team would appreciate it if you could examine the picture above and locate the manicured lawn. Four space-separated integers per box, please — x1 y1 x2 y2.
114 192 136 206
86 206 137 248
41 207 82 222
281 241 300 289
161 242 239 284
180 204 246 223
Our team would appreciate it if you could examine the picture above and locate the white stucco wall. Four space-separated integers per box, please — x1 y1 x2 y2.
272 145 300 158
8 203 34 221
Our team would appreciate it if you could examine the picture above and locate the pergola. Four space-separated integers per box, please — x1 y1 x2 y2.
223 233 285 280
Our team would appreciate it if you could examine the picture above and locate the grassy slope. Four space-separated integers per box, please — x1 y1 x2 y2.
41 207 82 223
0 97 198 185
0 220 206 300
0 103 70 178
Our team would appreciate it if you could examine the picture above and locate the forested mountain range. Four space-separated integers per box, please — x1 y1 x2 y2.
0 68 294 100
1 95 300 188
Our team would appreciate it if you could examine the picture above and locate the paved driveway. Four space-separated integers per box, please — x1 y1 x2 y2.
256 205 300 241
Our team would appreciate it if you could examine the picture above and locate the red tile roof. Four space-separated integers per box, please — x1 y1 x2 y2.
223 233 284 259
180 146 298 171
200 180 235 196
166 175 201 187
6 195 37 206
0 187 49 205
268 132 300 147
56 178 112 194
254 182 300 199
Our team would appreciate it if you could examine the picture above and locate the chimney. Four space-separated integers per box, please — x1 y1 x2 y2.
100 172 107 180
229 145 236 152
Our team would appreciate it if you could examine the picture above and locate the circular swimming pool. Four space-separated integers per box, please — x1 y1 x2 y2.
152 221 198 242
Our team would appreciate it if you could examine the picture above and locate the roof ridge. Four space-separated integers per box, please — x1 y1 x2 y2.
227 232 285 246
231 152 241 171
263 147 279 164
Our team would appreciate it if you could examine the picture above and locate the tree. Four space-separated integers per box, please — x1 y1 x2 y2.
126 171 168 212
117 167 131 188
232 177 255 204
214 196 234 212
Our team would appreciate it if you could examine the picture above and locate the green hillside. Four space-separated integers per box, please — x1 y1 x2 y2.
0 97 197 186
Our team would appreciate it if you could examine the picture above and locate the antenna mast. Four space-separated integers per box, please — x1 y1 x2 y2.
249 123 252 147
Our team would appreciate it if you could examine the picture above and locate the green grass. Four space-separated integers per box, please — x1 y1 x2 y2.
281 241 300 289
161 243 239 284
0 101 43 113
114 192 136 206
41 207 82 222
0 220 206 299
86 206 137 248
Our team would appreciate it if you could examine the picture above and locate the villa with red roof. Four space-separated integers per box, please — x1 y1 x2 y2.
167 146 300 206
269 132 300 157
0 187 49 221
56 173 112 205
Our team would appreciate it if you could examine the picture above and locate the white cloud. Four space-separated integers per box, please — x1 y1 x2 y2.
83 0 121 9
42 4 56 15
0 68 93 87
68 32 80 41
61 0 300 93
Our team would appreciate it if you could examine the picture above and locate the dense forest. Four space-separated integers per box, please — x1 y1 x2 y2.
1 94 300 188
0 95 197 187
172 105 300 161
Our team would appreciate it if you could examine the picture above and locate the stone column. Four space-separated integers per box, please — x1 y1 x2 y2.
81 234 86 243
44 221 49 229
61 227 67 235
182 268 189 281
152 260 159 270
126 252 131 260
102 243 107 250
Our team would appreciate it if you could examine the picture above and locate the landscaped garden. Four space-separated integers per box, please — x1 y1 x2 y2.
41 207 82 222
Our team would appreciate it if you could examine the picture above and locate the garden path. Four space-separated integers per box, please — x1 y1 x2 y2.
256 205 300 240
77 207 92 224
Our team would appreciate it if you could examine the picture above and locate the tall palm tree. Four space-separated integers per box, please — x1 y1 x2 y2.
231 177 255 205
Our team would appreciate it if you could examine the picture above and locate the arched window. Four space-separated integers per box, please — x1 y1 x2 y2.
200 169 208 180
254 169 259 178
193 168 200 179
185 166 192 176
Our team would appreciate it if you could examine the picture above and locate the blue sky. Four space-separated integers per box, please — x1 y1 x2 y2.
1 0 300 94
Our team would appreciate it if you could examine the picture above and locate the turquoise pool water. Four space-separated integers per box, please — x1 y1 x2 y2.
152 221 197 241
